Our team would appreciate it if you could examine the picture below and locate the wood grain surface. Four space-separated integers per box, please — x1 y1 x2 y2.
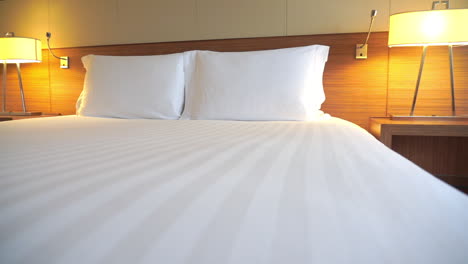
1 32 467 130
0 113 61 121
369 117 468 193
369 117 468 146
393 136 468 194
46 32 389 130
388 45 468 117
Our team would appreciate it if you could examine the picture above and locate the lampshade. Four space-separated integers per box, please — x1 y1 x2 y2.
0 36 42 63
388 9 468 47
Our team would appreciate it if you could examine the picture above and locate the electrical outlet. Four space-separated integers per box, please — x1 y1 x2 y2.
60 56 69 69
432 1 449 10
355 44 368 59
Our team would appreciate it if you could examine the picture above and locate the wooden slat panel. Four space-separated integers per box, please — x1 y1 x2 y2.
388 45 468 116
369 117 468 147
3 32 466 131
46 32 389 129
392 135 468 194
393 136 468 176
0 50 50 113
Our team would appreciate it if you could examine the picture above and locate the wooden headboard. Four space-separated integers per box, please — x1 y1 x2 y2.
2 32 467 130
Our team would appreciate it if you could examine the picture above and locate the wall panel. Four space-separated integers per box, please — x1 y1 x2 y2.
197 0 286 39
1 0 468 128
388 46 468 116
6 0 467 49
1 51 50 113
49 0 120 48
1 33 390 130
287 0 389 36
0 0 49 41
390 0 468 14
1 0 467 49
1 32 467 129
117 0 198 44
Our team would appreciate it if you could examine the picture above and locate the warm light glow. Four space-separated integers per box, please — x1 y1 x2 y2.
0 36 42 63
388 9 468 47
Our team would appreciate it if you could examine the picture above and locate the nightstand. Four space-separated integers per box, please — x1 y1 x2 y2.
0 113 62 122
369 117 468 193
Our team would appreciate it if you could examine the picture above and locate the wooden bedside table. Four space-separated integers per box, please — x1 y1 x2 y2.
369 117 468 193
369 117 468 147
0 113 62 122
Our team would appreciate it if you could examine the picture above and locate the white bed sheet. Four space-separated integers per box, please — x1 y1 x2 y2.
0 116 467 264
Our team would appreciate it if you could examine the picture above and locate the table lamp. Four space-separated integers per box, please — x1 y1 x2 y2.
388 8 468 118
0 32 42 115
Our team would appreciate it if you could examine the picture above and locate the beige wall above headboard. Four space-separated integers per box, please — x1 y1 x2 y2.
1 0 467 49
1 32 467 130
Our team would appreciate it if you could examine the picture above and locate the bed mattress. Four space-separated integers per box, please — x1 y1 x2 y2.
1 116 467 264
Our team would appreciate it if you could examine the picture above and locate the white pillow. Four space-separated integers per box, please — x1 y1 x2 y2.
77 54 185 119
181 45 330 121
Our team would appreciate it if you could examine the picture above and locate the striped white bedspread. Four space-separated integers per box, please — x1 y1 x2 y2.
0 116 467 264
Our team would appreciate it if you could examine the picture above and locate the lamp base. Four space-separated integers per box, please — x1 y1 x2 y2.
0 111 42 116
390 115 468 121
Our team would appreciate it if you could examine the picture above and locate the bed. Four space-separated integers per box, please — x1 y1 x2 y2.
1 44 468 264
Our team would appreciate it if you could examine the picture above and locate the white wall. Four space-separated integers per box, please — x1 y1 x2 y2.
0 0 467 48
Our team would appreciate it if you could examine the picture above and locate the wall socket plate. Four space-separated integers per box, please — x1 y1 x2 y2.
60 56 69 69
432 1 449 10
355 44 368 59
